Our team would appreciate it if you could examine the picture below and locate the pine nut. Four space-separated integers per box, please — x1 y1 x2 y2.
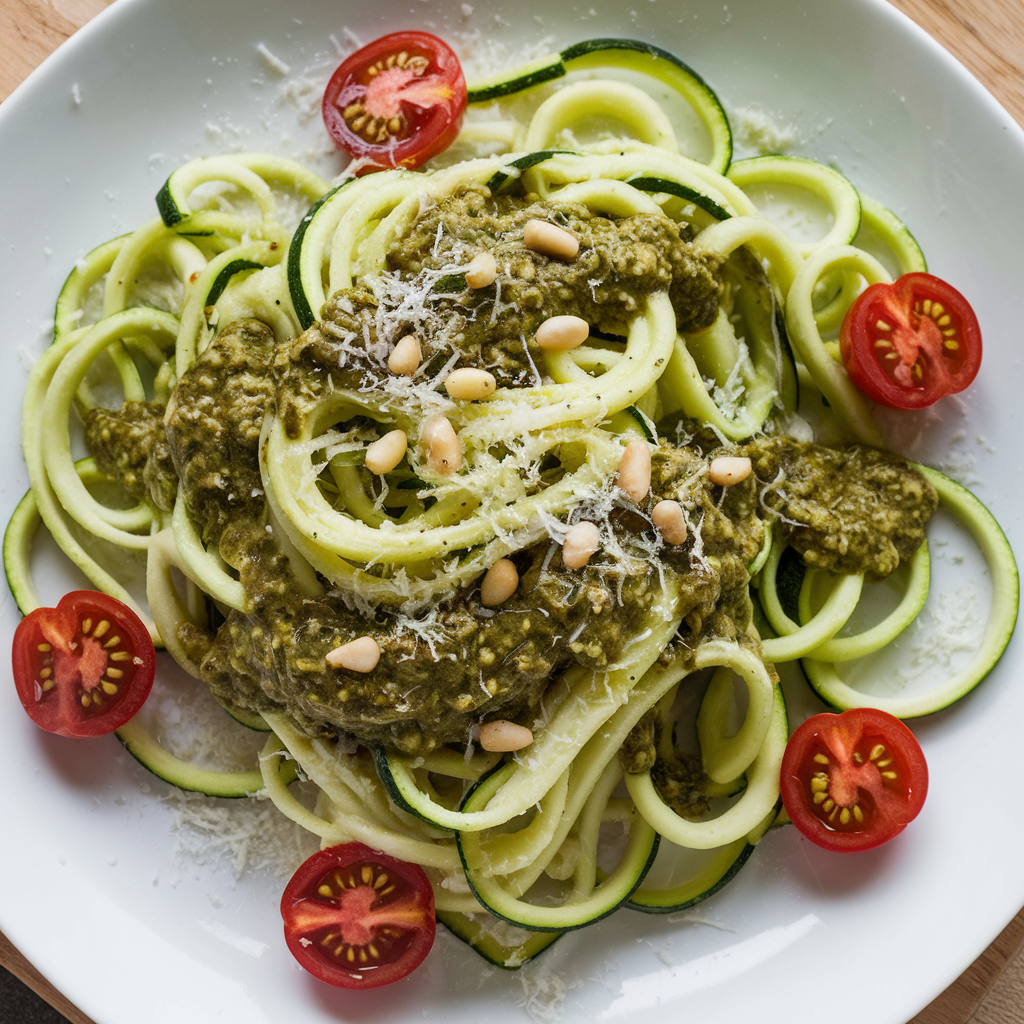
562 521 601 569
523 219 580 260
326 636 380 673
616 440 651 503
364 429 407 475
709 456 752 486
480 558 519 607
465 252 498 288
388 333 421 376
445 367 497 401
479 719 534 752
422 415 462 475
535 315 589 351
652 500 688 544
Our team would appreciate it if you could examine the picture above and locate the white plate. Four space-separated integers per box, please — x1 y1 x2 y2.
1 1 1020 1022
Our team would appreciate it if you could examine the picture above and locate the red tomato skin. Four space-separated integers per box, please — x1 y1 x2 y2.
281 842 435 989
780 708 928 853
839 273 982 410
12 591 155 738
322 31 467 174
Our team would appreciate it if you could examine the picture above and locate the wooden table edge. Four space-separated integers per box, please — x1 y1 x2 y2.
1 1 1023 1023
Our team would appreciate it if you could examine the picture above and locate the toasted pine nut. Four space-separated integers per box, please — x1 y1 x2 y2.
326 636 380 673
465 252 498 288
480 558 519 607
523 219 580 260
709 456 752 486
616 440 651 503
562 521 601 569
445 367 497 401
388 334 421 376
535 314 589 351
422 415 462 475
364 429 407 475
652 500 688 544
480 719 534 752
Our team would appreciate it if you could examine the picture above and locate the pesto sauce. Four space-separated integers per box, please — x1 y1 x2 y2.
82 184 937 756
743 436 938 578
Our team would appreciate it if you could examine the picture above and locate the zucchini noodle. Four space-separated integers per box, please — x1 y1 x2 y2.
7 39 1017 962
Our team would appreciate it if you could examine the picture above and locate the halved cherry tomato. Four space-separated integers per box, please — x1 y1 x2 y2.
12 591 155 738
322 31 467 174
839 272 981 409
780 708 928 852
281 842 435 988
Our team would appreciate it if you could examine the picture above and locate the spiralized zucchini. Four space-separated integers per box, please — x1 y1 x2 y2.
6 44 1016 963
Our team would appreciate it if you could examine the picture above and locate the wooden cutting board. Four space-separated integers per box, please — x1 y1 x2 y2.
1 2 1022 1023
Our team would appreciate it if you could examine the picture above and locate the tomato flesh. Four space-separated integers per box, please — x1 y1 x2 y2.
281 842 435 988
322 32 467 174
839 272 981 409
780 708 928 852
12 591 155 738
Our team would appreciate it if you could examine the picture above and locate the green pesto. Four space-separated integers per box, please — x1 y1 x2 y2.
743 436 938 579
84 401 177 513
81 185 936 756
381 184 720 386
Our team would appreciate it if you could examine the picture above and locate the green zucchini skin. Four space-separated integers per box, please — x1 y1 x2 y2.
456 828 659 933
116 716 293 797
485 149 578 192
3 488 39 616
454 767 660 932
626 839 755 914
156 179 185 226
371 745 466 831
205 258 266 306
436 910 563 968
466 37 732 174
627 176 731 223
467 55 564 104
286 182 347 330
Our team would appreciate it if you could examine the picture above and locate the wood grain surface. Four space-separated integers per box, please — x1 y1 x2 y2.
1 2 1022 1024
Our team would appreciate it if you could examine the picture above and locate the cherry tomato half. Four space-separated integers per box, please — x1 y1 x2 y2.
780 708 928 852
281 842 435 988
322 31 467 174
12 591 155 738
839 272 981 410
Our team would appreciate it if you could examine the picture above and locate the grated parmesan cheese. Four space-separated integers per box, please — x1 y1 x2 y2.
729 105 802 157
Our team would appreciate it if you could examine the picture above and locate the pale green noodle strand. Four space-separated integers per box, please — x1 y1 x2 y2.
784 245 890 446
523 80 679 153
